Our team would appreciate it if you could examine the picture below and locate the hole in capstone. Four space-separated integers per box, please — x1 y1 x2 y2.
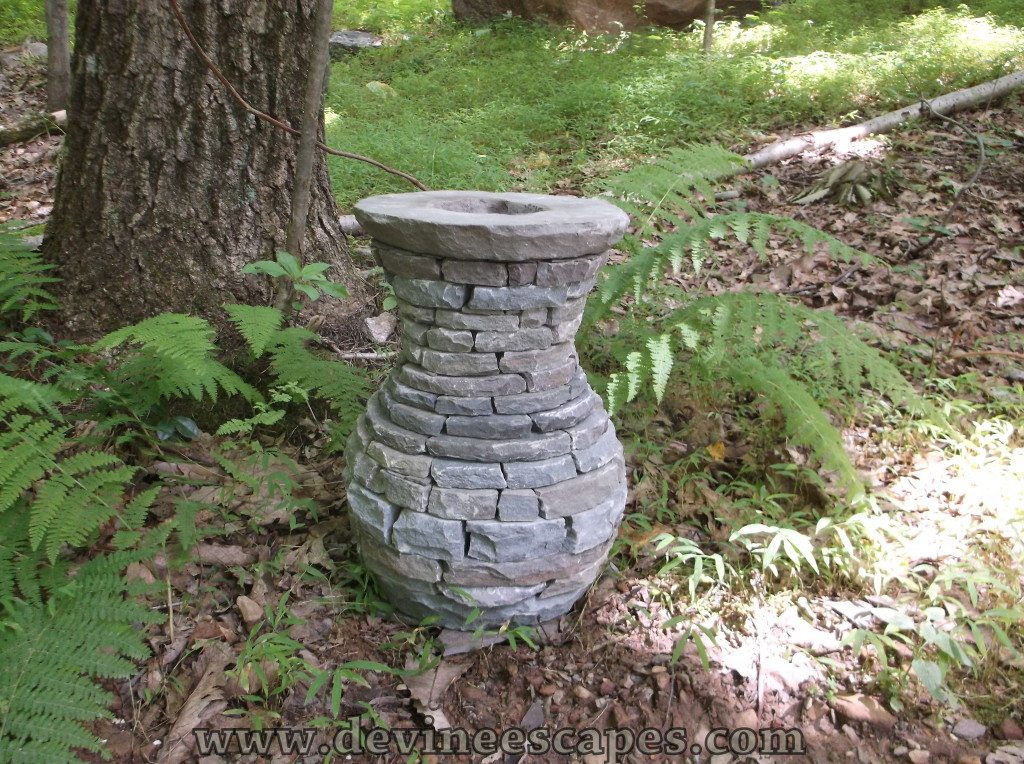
430 198 545 215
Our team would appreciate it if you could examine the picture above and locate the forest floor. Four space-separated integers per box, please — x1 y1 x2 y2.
2 41 1024 764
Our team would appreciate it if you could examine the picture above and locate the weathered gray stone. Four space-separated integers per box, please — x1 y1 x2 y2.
329 30 383 57
353 191 630 262
535 254 605 286
439 583 545 607
347 484 400 543
503 455 577 489
536 458 624 518
395 300 436 324
566 276 597 300
379 469 431 512
384 393 447 436
475 328 554 352
434 310 519 331
497 489 540 521
428 488 498 520
425 327 474 352
392 277 467 309
442 260 508 286
573 423 622 472
366 395 429 453
366 441 433 479
431 458 507 489
549 297 586 323
551 313 585 343
532 390 598 432
387 376 439 410
539 561 605 598
372 568 441 598
507 262 537 286
444 539 613 586
568 368 589 398
403 320 430 344
566 409 608 450
392 511 466 562
434 395 494 415
493 385 571 414
445 414 533 440
402 342 425 365
355 532 443 582
499 342 574 373
427 432 571 462
420 348 499 376
353 452 386 494
523 356 578 391
468 285 567 311
466 518 566 562
375 243 441 279
563 491 623 553
401 365 526 396
520 308 549 327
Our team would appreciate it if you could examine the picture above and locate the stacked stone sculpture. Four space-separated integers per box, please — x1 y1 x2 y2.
344 191 630 629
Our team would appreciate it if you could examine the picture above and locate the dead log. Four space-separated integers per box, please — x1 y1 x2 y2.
0 110 66 146
744 70 1024 170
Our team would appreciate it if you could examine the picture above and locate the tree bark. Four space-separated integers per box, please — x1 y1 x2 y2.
43 0 350 338
702 0 716 54
44 0 71 112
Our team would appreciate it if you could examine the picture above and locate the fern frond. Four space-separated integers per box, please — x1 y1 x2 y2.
225 304 284 358
0 226 59 324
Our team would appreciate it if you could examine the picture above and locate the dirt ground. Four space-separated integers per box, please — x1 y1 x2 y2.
3 45 1023 764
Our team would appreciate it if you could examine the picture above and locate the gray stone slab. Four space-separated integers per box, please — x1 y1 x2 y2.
395 300 436 324
566 276 597 300
392 511 466 562
573 423 622 472
503 454 578 489
374 243 440 279
492 385 571 414
445 414 533 439
434 395 494 415
523 356 578 391
401 321 429 345
355 532 442 582
532 390 599 432
499 343 574 373
566 409 609 450
535 254 605 287
392 277 467 309
434 310 519 331
468 285 568 311
427 432 571 462
466 518 566 562
536 458 625 518
386 375 439 411
402 342 424 365
347 484 400 543
400 365 526 397
539 561 605 598
425 327 474 352
366 441 433 479
329 30 383 57
431 458 507 489
353 191 630 262
439 583 545 608
420 348 499 376
551 313 585 343
366 394 428 453
475 328 554 352
428 487 498 520
442 260 508 286
497 489 540 521
384 393 447 436
520 308 549 327
549 297 586 323
443 539 612 586
563 492 622 553
379 469 431 512
568 368 589 398
507 262 537 286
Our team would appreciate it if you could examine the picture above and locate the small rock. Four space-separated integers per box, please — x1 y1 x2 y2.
539 683 558 697
953 719 988 741
328 30 382 58
958 756 983 764
999 719 1024 741
24 41 48 59
573 686 593 701
908 751 930 764
830 693 897 729
364 312 397 343
236 595 263 627
894 747 909 757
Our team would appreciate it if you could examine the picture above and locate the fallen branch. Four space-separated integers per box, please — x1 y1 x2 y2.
955 349 1024 363
744 70 1024 170
0 110 66 146
167 0 428 191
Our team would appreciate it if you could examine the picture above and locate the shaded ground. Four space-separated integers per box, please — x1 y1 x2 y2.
2 42 1023 764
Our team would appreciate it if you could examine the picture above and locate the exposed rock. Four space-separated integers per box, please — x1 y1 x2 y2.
364 312 397 343
953 719 988 741
328 30 382 58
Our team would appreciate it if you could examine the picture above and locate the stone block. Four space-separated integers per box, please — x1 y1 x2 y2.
356 532 442 582
551 313 585 343
466 518 566 562
535 254 605 287
445 414 533 439
347 484 400 543
375 244 441 280
429 487 498 520
427 432 571 462
502 455 577 489
392 511 466 562
425 327 474 352
420 348 499 376
384 394 447 436
366 395 428 453
566 409 609 450
387 376 438 410
392 277 467 309
468 285 567 311
434 310 519 331
572 423 621 472
499 342 574 373
475 328 554 352
563 492 622 553
403 320 430 344
507 262 537 286
400 364 527 396
523 356 578 391
395 300 436 324
443 539 612 586
497 489 540 521
520 308 549 327
492 385 571 414
366 441 433 479
379 469 431 512
532 389 599 432
434 395 494 415
536 458 625 518
439 583 545 607
431 458 507 489
549 297 586 323
442 260 508 286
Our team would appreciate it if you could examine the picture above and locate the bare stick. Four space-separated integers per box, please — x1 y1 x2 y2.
0 110 65 146
44 0 70 112
273 0 334 313
703 0 716 54
166 0 428 191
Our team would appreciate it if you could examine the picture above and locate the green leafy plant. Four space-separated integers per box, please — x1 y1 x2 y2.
242 251 349 312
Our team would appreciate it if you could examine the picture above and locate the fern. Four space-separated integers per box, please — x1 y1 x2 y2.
0 227 58 324
225 303 284 358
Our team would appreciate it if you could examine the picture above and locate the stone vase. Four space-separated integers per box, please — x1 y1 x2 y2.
344 191 630 629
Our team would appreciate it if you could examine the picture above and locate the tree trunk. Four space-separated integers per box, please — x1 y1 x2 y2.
43 0 350 338
44 0 70 112
702 0 716 54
